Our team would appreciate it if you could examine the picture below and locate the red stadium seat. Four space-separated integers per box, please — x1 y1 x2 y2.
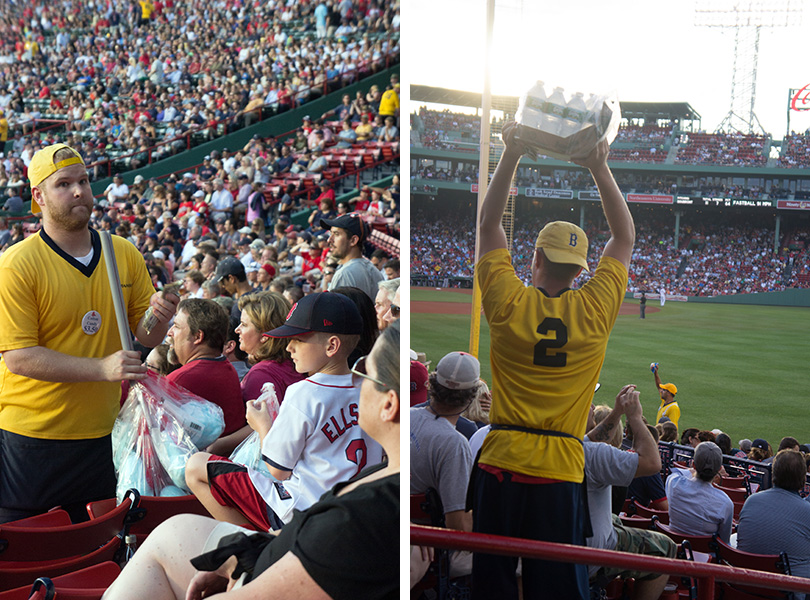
713 537 791 599
652 519 716 557
632 500 669 524
0 490 139 591
619 515 653 530
713 484 748 503
87 493 208 543
0 562 121 600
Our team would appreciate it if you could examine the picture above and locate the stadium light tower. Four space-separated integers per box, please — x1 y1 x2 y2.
695 0 801 134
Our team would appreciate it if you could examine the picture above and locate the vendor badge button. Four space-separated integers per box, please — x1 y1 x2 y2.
81 310 102 335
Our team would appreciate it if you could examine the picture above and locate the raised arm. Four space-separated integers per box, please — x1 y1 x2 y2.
573 141 635 268
651 362 663 392
624 387 661 477
477 122 525 258
585 384 630 443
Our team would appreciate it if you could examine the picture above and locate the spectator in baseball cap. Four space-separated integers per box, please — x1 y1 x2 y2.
214 256 253 318
321 214 383 300
265 291 362 339
182 290 382 539
411 358 428 407
748 437 773 466
411 350 479 568
666 441 734 543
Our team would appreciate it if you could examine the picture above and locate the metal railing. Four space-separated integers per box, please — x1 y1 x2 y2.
411 525 810 598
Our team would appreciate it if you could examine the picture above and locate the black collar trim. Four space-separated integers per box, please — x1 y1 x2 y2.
186 355 227 363
39 226 101 278
535 286 571 298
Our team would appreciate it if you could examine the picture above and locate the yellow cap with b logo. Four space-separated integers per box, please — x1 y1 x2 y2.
534 221 589 271
28 144 85 213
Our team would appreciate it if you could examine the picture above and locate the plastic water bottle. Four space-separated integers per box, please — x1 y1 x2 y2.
542 87 567 135
124 534 138 562
560 91 588 138
517 80 547 131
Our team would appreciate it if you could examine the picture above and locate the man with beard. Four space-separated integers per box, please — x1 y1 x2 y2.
0 143 178 523
322 214 383 300
165 298 245 441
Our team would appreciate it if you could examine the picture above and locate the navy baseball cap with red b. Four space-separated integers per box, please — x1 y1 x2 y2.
264 292 362 337
320 214 368 242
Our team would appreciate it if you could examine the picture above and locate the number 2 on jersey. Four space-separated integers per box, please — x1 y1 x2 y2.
346 438 368 477
533 317 568 367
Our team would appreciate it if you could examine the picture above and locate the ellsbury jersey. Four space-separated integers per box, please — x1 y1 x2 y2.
477 248 627 482
0 228 154 439
251 372 383 523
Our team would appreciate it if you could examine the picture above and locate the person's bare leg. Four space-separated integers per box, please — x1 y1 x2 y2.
103 514 218 600
632 574 669 600
185 452 254 526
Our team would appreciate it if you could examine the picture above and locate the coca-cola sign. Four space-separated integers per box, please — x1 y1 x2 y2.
790 84 810 111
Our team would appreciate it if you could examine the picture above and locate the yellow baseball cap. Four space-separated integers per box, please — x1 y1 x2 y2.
535 221 589 271
28 144 85 213
660 383 678 395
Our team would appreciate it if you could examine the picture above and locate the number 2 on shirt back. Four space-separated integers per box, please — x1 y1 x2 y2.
533 318 568 367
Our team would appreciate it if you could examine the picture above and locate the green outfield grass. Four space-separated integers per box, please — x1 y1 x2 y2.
411 288 810 446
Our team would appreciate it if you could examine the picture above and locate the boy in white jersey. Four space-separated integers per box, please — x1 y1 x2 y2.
186 292 383 530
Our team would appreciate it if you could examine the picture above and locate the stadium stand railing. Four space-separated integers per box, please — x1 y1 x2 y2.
411 525 810 599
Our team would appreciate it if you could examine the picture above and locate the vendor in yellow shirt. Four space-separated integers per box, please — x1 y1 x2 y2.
651 362 680 427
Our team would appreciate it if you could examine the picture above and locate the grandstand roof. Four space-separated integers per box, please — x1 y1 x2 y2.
620 101 701 122
411 85 518 112
412 85 702 123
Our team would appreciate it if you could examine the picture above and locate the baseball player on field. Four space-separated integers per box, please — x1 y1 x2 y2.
471 122 635 600
186 292 383 530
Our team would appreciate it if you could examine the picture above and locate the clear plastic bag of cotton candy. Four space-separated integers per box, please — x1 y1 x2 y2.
229 382 281 478
513 81 621 162
112 397 175 502
112 371 225 500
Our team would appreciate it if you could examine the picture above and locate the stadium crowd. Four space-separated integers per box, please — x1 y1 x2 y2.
411 207 810 296
778 131 810 168
413 107 787 168
0 0 400 183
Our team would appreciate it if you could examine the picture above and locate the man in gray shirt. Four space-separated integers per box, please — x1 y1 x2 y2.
411 351 479 578
322 214 383 300
584 384 676 600
737 449 810 592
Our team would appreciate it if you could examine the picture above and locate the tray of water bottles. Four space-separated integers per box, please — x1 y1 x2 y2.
513 82 621 162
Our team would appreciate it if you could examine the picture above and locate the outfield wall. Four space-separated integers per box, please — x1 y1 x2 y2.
686 288 810 307
621 289 810 307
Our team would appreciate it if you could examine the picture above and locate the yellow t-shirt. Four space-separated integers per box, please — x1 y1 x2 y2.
355 122 374 141
0 229 154 439
0 118 8 142
378 89 399 117
657 400 680 428
477 248 627 482
139 0 154 19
